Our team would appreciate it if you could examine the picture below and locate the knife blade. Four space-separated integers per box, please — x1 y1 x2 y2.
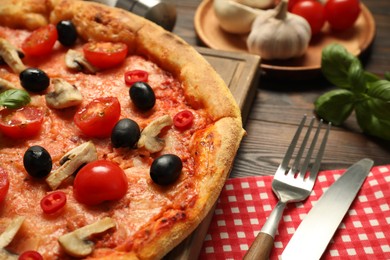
281 158 374 260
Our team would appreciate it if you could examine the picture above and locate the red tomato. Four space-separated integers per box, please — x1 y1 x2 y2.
173 110 194 131
40 191 67 214
292 1 326 35
73 160 128 206
288 0 308 11
74 97 121 138
0 106 44 139
0 167 10 203
22 24 58 56
124 70 149 86
83 42 128 69
19 251 43 260
324 0 361 31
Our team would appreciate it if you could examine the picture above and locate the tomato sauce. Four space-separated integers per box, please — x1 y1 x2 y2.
0 26 210 258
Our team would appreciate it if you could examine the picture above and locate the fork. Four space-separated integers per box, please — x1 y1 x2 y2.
243 115 331 260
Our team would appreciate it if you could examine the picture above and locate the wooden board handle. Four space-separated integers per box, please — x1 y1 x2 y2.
243 232 274 260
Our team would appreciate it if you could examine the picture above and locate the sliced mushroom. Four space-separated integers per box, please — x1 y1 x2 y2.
0 78 16 92
137 115 173 153
45 78 83 109
0 38 26 74
0 216 25 259
58 217 116 258
46 141 98 190
65 49 97 74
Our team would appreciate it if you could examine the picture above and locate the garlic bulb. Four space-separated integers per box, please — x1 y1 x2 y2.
213 0 263 34
235 0 275 9
246 0 311 60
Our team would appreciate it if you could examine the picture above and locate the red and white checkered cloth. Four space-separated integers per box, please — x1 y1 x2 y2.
200 165 390 259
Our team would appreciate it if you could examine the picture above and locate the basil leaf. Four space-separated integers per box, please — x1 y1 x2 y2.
367 80 390 101
321 44 356 89
348 59 366 93
314 89 355 125
355 101 390 141
0 89 31 109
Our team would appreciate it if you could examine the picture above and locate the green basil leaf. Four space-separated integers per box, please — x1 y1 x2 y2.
348 59 366 93
367 80 390 101
355 101 390 141
365 71 381 82
314 89 355 125
0 89 31 109
321 44 356 89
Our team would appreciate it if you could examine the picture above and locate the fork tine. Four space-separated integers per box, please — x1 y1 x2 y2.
308 121 331 180
280 115 307 171
291 117 315 174
298 119 323 179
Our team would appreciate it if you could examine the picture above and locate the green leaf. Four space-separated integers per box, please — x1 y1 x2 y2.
314 89 355 125
355 101 390 140
321 43 357 89
0 89 31 109
348 59 366 93
367 80 390 101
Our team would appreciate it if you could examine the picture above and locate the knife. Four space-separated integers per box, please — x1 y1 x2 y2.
281 158 374 260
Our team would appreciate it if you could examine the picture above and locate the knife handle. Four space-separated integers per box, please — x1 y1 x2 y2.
243 232 273 260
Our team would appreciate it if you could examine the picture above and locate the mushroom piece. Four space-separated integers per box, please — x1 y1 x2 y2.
0 38 26 74
58 217 116 258
0 78 16 92
137 115 173 153
0 216 25 260
46 141 98 190
65 49 97 74
45 78 83 109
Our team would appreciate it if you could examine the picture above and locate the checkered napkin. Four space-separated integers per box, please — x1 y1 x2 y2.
199 165 390 259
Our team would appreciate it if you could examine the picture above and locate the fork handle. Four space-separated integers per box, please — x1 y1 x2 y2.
243 232 274 260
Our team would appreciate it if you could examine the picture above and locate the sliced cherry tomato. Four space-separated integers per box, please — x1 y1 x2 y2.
22 24 58 56
18 251 43 260
292 0 326 35
73 160 128 206
0 106 44 139
40 191 67 214
0 167 10 203
324 0 361 31
83 42 128 69
173 110 194 131
124 70 149 86
74 97 121 138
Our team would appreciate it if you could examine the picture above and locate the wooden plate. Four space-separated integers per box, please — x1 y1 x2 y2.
194 0 376 79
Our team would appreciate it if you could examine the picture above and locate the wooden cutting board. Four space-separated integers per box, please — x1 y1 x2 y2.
164 47 260 259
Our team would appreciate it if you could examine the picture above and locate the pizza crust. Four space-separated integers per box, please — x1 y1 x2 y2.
0 0 245 259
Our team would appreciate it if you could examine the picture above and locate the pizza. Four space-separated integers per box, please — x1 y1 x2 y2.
0 0 245 259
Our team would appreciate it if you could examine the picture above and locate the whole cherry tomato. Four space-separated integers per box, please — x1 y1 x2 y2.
173 110 194 131
124 70 149 86
73 160 128 206
74 97 121 138
0 167 10 203
288 0 307 11
324 0 361 31
22 24 58 56
18 250 43 260
40 191 67 214
0 106 44 139
292 0 326 35
83 42 128 69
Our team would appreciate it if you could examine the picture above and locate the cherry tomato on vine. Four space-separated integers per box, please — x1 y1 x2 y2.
292 0 326 35
124 70 149 86
73 160 128 206
0 167 10 203
22 24 58 56
18 250 43 260
83 42 128 69
0 106 44 139
324 0 361 31
40 191 67 214
74 97 121 138
173 110 194 130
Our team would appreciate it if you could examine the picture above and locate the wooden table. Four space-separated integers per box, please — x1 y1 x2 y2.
171 0 390 178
